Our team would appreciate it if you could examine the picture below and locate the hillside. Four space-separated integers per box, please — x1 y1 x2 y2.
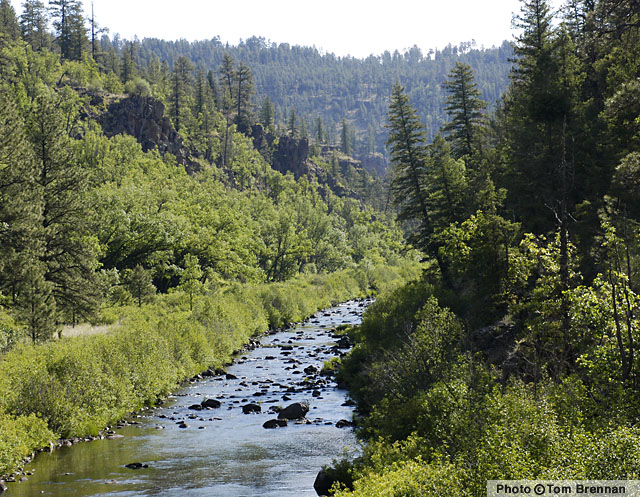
104 36 513 170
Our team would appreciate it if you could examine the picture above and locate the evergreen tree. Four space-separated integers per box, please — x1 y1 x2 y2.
0 91 54 341
366 125 376 155
19 260 57 342
260 96 274 131
195 69 207 116
26 90 101 325
169 55 194 132
179 254 203 311
288 108 298 138
88 1 107 60
315 117 325 143
120 40 137 83
442 62 487 160
427 135 468 229
0 0 19 39
340 119 352 155
49 0 87 60
219 52 235 108
300 117 309 140
193 69 217 162
125 265 156 307
219 53 235 167
235 62 254 134
503 0 573 234
19 0 49 50
206 69 219 107
386 84 433 253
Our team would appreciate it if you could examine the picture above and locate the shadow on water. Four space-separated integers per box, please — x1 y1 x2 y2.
7 299 370 497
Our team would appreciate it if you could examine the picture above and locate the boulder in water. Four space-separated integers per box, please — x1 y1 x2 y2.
277 401 309 420
242 403 262 414
263 419 288 429
201 398 221 409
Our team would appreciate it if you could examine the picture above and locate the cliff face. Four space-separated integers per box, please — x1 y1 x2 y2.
360 153 388 177
99 96 195 171
250 128 357 199
271 135 310 178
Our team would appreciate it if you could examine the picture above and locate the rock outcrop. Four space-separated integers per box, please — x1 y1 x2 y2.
360 153 388 177
250 126 358 199
99 95 196 172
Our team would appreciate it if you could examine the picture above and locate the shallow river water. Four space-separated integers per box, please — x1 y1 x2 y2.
7 299 370 497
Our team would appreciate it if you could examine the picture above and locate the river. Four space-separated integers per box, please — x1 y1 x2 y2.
6 299 370 497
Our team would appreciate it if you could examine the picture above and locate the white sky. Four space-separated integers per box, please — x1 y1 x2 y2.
10 0 565 58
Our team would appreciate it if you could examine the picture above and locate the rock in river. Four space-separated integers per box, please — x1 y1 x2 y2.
277 401 309 420
263 419 288 429
314 469 338 496
201 398 222 409
242 403 262 414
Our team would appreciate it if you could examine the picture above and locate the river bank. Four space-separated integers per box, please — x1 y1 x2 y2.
0 262 421 485
4 299 370 496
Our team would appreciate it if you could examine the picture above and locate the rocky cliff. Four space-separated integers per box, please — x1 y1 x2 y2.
250 127 357 199
98 95 196 171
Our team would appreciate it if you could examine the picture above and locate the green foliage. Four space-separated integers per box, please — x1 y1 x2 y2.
124 265 156 307
334 459 470 497
0 262 418 477
442 62 487 160
124 77 151 97
0 410 54 478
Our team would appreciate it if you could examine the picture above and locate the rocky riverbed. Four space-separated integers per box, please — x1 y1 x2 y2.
5 298 371 497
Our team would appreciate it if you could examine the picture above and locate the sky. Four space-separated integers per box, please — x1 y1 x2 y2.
9 0 564 59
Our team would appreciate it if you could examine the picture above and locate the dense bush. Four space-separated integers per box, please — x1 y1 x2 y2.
0 262 420 478
0 410 54 478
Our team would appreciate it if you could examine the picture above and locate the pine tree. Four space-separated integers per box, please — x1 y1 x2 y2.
179 254 203 311
288 108 298 138
340 119 352 155
88 1 107 61
125 265 156 307
219 53 236 167
120 41 137 83
235 62 254 134
442 62 487 160
49 0 87 60
300 117 309 140
427 135 468 229
207 69 218 107
19 0 50 50
19 260 57 342
0 91 52 340
366 125 376 155
26 90 101 325
315 117 325 143
0 0 19 39
386 84 433 252
219 52 235 108
169 55 194 132
260 96 274 131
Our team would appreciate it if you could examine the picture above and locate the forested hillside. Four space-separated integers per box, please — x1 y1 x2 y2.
116 37 513 164
324 0 640 495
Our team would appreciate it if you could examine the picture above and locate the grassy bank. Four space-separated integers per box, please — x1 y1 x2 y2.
0 261 420 478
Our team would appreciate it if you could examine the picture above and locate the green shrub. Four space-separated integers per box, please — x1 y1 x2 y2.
0 262 420 477
0 410 54 477
334 459 470 497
